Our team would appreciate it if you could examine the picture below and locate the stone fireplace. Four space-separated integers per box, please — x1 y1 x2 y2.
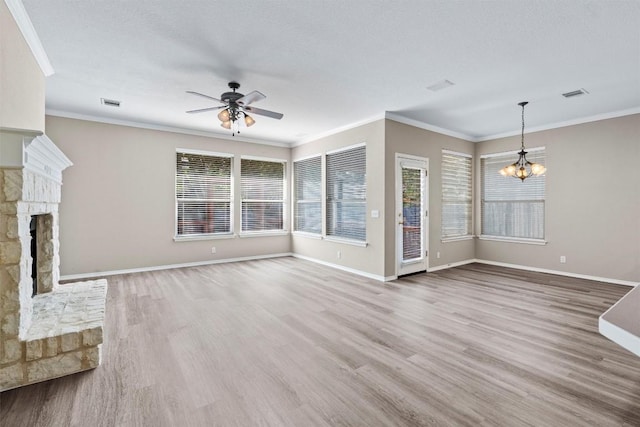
0 129 107 391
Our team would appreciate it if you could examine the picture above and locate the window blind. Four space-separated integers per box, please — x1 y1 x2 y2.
293 156 322 234
176 152 232 236
481 149 545 239
442 151 472 239
326 145 366 241
241 158 285 232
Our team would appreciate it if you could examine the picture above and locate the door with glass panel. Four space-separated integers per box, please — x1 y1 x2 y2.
396 154 428 276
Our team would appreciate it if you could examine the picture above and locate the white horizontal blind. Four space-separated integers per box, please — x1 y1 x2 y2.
442 151 472 238
176 152 232 236
481 150 545 239
241 158 285 232
293 156 322 234
326 145 366 241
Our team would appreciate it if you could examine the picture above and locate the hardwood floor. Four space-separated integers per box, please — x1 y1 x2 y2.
1 258 639 426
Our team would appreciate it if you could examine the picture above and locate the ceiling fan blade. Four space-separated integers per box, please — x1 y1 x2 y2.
186 106 227 114
244 105 283 120
236 90 266 106
186 91 225 104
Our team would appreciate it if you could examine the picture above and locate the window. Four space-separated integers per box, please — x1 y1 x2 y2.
441 150 472 239
481 149 545 240
293 156 322 234
326 144 366 242
176 151 232 236
241 158 285 232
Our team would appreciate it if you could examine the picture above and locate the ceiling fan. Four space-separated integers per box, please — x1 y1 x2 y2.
186 81 283 135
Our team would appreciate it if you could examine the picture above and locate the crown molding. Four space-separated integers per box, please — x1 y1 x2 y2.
292 113 386 147
384 112 477 142
45 109 292 148
476 106 640 142
4 0 54 76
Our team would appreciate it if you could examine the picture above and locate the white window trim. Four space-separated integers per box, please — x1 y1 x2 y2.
441 235 475 243
323 236 368 247
326 141 366 155
441 149 473 239
174 233 235 242
480 146 545 159
478 235 547 245
325 143 367 243
175 150 234 239
292 155 322 235
239 156 287 234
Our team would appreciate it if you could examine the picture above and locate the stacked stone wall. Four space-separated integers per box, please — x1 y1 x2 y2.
0 167 106 392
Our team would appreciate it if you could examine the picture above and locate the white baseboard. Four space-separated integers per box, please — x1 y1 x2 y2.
59 252 294 281
291 253 395 282
474 259 638 287
427 259 476 273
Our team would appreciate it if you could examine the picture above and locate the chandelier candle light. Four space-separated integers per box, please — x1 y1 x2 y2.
499 101 546 181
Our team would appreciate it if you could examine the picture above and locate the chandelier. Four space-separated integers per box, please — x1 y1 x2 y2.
499 101 546 181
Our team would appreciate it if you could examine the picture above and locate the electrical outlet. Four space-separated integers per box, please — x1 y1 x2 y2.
560 255 566 264
437 251 441 259
211 247 216 254
337 251 341 259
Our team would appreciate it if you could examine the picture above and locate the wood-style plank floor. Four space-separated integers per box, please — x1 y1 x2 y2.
1 258 639 426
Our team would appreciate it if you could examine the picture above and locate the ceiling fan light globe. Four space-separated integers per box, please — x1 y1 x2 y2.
218 109 230 122
244 114 256 127
221 121 231 129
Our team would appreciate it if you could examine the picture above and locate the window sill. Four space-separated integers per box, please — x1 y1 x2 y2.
441 235 474 243
323 236 368 247
174 233 235 242
239 230 289 238
478 235 547 245
292 231 323 240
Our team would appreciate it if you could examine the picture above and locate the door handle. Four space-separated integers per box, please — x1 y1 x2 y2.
398 221 404 225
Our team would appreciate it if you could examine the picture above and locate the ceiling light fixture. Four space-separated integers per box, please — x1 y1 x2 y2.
499 101 546 181
214 82 257 136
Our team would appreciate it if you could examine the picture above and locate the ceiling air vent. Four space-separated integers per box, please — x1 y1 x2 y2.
427 79 455 92
562 88 589 98
100 98 121 107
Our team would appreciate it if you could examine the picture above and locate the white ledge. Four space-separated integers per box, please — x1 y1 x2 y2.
478 235 547 245
599 285 640 357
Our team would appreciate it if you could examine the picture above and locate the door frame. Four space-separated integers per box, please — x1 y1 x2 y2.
395 153 429 277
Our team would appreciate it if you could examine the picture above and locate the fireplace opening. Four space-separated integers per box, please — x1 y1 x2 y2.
30 216 37 297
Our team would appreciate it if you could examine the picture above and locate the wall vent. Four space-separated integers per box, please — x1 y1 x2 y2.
100 98 121 107
562 88 589 98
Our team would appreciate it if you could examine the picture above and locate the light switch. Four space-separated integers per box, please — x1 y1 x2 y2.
371 210 379 218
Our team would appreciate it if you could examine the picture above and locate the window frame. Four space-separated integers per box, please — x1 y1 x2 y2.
441 149 473 242
325 143 367 244
174 148 234 241
292 154 323 236
239 155 288 236
480 147 546 245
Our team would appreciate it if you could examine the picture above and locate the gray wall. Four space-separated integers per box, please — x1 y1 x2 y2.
47 116 291 276
475 114 640 283
384 120 476 276
291 120 387 278
49 112 640 284
0 1 45 132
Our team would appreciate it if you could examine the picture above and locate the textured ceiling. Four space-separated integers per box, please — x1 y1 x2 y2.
22 0 640 145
